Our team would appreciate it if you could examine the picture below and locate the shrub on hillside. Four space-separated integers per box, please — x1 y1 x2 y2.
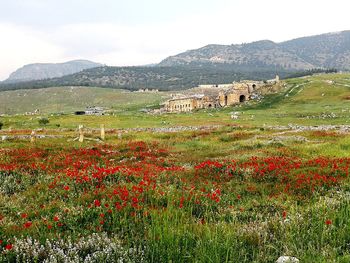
38 118 49 126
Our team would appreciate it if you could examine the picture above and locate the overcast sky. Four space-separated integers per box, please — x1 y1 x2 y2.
0 0 349 80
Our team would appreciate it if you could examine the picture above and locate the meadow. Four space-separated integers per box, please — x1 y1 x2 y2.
1 73 350 262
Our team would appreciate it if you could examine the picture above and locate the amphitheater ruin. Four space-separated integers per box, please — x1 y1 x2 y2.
163 76 279 112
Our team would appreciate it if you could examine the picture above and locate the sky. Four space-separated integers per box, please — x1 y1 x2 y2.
0 0 349 80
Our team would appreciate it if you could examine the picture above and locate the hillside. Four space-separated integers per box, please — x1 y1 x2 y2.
0 65 288 92
0 86 166 115
5 60 102 83
280 31 350 69
1 73 350 125
160 30 350 70
0 30 349 92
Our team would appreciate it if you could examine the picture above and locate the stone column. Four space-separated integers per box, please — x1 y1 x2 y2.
30 130 36 143
100 124 105 140
78 125 84 142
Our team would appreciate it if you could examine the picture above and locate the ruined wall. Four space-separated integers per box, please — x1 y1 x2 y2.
219 92 250 106
218 82 252 107
163 79 265 112
166 98 197 112
201 96 219 108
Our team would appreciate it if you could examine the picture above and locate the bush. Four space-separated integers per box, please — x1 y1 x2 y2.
0 121 3 130
38 118 49 126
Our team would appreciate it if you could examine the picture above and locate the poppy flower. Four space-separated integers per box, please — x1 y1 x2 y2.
282 211 287 219
94 200 101 207
23 221 32 229
21 213 28 219
5 244 13 250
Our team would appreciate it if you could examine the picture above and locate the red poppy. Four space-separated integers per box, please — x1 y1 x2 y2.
94 200 101 207
5 244 13 250
23 221 32 229
53 216 59 222
325 219 332 225
21 213 28 219
282 211 287 219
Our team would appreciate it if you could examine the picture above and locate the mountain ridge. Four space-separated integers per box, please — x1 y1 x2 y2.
159 30 350 70
1 30 349 92
5 59 103 83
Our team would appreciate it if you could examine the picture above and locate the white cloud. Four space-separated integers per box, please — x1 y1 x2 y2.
0 0 349 80
0 24 65 80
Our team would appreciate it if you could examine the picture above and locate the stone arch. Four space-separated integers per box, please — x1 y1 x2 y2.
239 95 246 103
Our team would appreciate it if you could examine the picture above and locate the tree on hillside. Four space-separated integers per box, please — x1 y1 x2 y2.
38 118 49 126
0 121 3 130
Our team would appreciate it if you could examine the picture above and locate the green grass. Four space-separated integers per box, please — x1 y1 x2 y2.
2 73 350 262
0 86 167 115
1 73 350 130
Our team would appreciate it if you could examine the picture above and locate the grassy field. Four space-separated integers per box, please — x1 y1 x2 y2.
1 73 350 130
0 86 166 115
1 73 350 262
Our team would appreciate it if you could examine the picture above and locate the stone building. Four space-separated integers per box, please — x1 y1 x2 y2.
218 82 257 107
163 95 219 113
163 79 264 112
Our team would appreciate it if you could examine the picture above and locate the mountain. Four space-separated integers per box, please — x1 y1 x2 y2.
1 30 349 92
159 30 350 70
280 31 350 69
5 60 103 83
0 65 288 92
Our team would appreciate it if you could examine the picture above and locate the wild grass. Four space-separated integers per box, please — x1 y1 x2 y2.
1 73 350 262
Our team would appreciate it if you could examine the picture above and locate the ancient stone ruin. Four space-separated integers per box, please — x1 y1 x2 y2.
163 76 279 112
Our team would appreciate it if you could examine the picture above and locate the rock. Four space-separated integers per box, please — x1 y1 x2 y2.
276 256 299 263
1 136 8 141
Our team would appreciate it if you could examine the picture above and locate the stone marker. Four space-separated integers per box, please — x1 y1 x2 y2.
276 256 299 263
78 125 84 143
30 130 36 143
100 124 105 140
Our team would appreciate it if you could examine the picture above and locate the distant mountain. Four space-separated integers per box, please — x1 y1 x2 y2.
159 30 350 70
280 31 350 69
0 65 289 92
5 60 103 83
1 30 349 92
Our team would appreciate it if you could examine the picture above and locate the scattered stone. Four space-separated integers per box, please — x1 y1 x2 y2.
276 256 299 263
267 124 350 132
269 135 308 144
